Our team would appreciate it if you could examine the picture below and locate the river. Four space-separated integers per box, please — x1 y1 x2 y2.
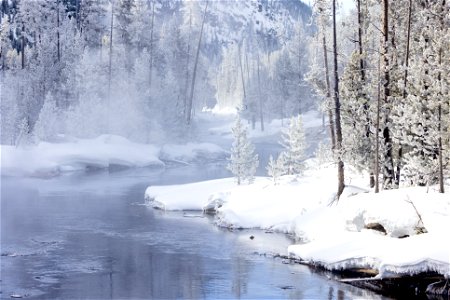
1 164 389 299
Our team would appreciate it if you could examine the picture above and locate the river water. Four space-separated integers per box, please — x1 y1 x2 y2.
1 165 388 299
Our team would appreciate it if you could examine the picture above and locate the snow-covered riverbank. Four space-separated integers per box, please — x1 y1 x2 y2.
145 161 450 281
0 134 228 177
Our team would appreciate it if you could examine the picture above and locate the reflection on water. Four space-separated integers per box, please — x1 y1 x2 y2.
1 166 389 299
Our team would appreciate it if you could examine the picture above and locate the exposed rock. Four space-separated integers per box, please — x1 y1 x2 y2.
364 223 387 235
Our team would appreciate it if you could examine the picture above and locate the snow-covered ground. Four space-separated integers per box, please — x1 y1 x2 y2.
144 162 450 279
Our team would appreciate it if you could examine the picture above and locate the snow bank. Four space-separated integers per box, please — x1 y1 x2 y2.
144 178 237 210
288 186 450 278
288 230 450 279
215 170 337 231
1 135 232 177
143 161 450 278
1 135 162 177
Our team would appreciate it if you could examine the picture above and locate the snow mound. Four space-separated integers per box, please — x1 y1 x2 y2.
288 230 450 278
339 188 450 237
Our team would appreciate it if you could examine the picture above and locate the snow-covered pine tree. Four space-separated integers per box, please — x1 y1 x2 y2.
279 115 306 175
340 50 374 177
266 154 283 184
227 115 259 185
34 94 59 141
399 0 449 189
314 141 333 168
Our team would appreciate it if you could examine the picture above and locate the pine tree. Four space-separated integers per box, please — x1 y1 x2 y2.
227 115 259 185
279 115 306 175
266 154 283 184
340 50 374 175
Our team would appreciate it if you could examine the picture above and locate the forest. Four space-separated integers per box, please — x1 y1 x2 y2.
0 0 449 193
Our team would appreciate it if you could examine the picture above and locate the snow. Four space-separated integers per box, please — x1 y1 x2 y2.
1 135 162 177
160 142 228 164
0 135 228 177
143 161 450 279
208 109 323 139
145 178 237 210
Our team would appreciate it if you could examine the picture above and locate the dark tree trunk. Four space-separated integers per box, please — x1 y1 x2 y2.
382 0 395 188
375 55 381 193
57 0 60 62
437 16 445 193
357 0 374 188
21 25 25 69
257 52 264 132
322 35 336 150
332 0 345 199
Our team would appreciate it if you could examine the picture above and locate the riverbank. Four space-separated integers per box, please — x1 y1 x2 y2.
0 134 228 177
145 160 450 298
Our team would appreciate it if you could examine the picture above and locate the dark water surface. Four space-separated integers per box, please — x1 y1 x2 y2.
1 165 387 299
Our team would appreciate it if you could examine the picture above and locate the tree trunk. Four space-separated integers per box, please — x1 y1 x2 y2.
238 43 246 102
149 0 155 92
186 1 208 125
437 39 444 193
21 25 25 69
297 27 302 115
382 0 394 189
183 10 192 120
375 54 381 193
322 35 336 150
56 0 60 62
257 52 264 132
357 0 374 188
332 0 345 199
108 1 114 132
438 104 444 193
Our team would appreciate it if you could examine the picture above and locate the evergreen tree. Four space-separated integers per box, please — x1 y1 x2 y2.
266 154 283 184
340 50 374 175
278 115 306 175
227 115 259 185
